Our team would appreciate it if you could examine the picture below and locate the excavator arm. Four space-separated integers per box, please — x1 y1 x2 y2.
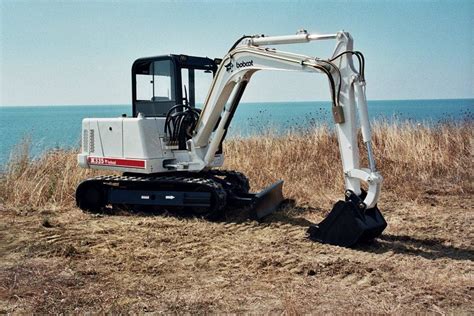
188 31 382 209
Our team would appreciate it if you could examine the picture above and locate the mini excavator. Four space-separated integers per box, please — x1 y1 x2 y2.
76 30 387 247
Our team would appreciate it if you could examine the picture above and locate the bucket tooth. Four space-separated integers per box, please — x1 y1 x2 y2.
307 191 387 247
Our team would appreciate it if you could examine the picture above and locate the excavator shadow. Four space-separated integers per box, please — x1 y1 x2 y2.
93 199 312 226
95 199 390 248
355 234 474 261
236 198 315 227
259 205 474 259
84 198 472 256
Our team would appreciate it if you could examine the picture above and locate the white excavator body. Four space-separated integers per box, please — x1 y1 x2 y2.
76 30 387 247
78 116 224 174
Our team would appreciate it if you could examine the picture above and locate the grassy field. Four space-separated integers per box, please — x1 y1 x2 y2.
0 122 473 313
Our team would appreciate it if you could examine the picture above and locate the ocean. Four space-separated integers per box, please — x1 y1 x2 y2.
0 99 472 166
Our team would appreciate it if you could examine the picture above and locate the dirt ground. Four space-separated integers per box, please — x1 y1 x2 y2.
1 192 473 314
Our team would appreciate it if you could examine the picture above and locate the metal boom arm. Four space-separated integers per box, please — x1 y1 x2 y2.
188 31 382 208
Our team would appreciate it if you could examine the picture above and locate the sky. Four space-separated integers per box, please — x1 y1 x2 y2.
0 0 473 106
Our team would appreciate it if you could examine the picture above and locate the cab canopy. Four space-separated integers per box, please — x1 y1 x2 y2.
132 54 217 117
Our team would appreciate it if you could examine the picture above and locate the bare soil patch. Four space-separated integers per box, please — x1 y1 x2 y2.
1 193 472 313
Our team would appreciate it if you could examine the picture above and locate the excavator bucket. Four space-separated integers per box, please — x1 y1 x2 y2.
307 191 387 247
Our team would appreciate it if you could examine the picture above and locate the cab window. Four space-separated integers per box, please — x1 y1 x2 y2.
136 60 175 102
134 59 177 117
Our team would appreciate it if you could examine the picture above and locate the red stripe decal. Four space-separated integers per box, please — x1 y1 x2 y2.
87 157 146 169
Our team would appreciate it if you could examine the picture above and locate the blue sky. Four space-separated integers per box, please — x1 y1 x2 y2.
0 0 472 106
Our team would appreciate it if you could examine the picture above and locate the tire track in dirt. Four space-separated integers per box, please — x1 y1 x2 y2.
2 196 473 314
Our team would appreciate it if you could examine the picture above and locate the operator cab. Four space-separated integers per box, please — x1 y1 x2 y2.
132 54 218 117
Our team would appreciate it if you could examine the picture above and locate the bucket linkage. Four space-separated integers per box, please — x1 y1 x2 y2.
307 190 387 247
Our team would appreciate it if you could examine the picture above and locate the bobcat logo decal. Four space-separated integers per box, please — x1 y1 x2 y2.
224 61 234 72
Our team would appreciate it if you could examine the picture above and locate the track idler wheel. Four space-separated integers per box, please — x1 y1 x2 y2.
307 190 387 247
76 181 106 213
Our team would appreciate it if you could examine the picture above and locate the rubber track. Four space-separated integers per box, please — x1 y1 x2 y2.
78 174 227 213
207 170 251 194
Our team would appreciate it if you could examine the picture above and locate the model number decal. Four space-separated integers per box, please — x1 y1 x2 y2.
87 157 146 169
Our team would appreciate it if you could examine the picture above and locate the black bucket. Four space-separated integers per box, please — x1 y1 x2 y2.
307 190 387 247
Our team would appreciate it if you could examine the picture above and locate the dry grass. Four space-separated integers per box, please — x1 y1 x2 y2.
225 121 472 207
0 122 473 313
1 121 472 209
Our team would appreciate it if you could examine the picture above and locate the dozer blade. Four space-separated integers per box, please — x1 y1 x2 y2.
307 190 387 247
253 180 284 219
